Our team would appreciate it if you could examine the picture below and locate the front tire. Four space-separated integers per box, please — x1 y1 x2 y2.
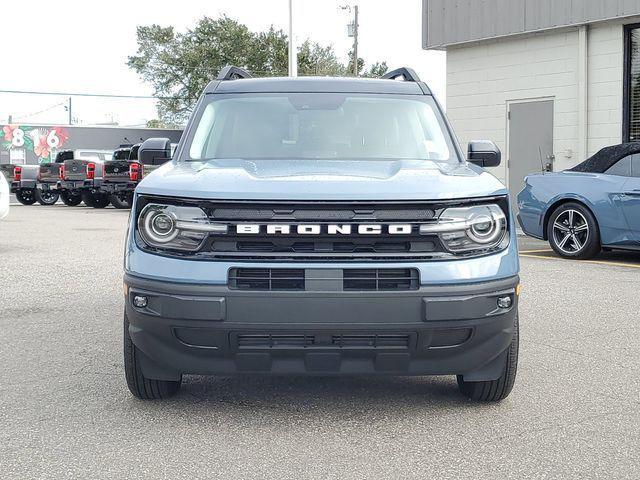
35 189 59 205
60 190 83 206
124 312 181 400
457 315 519 402
82 191 110 209
547 202 601 260
15 189 36 205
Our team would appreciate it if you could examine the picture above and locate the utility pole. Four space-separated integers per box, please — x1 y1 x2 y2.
341 4 359 76
288 0 297 77
67 97 72 125
353 5 359 76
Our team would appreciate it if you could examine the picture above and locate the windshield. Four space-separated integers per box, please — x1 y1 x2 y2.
187 93 458 163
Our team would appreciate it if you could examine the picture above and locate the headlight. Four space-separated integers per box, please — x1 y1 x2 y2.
137 203 227 252
420 204 508 254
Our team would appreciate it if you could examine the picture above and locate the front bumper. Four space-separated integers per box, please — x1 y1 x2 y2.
124 273 519 381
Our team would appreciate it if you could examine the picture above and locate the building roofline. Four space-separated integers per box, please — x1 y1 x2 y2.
423 0 640 51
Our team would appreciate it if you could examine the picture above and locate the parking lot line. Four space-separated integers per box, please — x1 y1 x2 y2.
519 249 554 254
520 252 640 269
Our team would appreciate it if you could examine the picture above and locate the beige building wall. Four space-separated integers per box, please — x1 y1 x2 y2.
445 22 625 186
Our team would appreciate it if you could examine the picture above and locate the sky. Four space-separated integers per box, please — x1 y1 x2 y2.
0 0 445 127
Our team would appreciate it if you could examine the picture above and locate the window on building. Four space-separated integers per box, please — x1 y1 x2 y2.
626 27 640 141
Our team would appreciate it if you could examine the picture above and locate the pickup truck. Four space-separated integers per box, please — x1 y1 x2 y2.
38 150 80 206
100 145 137 209
10 165 40 205
33 151 79 206
59 158 109 208
122 66 520 402
56 149 107 208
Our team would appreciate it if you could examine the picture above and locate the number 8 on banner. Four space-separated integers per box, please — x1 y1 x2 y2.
12 128 25 147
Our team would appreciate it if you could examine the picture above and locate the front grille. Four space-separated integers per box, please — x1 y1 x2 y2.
343 269 419 291
237 334 314 349
235 333 410 350
228 268 305 290
229 268 419 291
228 240 436 254
203 200 452 261
137 197 509 261
331 334 410 349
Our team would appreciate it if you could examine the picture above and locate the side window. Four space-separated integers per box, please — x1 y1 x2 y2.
631 154 640 178
605 155 632 176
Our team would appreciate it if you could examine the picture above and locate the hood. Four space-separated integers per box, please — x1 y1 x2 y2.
137 159 507 201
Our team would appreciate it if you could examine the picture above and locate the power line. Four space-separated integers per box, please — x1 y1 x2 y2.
0 89 176 100
12 101 66 121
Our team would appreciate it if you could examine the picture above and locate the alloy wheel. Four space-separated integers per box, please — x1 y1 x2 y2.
552 209 589 254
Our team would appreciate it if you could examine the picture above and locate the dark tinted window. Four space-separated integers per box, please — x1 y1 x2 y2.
605 155 632 176
113 149 130 160
632 154 640 177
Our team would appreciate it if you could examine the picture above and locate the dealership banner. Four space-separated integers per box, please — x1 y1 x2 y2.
2 125 70 164
0 124 182 166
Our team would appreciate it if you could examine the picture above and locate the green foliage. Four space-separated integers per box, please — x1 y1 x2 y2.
146 118 180 129
128 16 388 123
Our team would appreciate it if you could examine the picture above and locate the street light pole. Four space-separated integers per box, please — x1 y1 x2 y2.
353 5 359 76
288 0 297 77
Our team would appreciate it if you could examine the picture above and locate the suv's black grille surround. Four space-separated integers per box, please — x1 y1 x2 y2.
134 195 510 262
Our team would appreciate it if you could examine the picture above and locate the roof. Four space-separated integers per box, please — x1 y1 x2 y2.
206 76 428 95
569 142 640 173
423 0 640 50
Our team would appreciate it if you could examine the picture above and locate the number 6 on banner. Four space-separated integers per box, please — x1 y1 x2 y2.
47 130 60 148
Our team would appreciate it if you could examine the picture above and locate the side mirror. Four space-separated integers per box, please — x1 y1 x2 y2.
468 140 501 168
139 138 172 166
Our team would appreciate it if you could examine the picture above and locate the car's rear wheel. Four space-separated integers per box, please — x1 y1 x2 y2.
124 312 181 400
110 192 132 209
457 315 519 402
15 189 36 205
35 189 59 205
82 191 110 208
547 202 600 259
60 190 83 206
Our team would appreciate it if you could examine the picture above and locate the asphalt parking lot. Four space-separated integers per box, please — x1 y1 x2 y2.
1 205 639 479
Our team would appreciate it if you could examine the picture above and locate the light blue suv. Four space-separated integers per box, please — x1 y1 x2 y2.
123 67 520 402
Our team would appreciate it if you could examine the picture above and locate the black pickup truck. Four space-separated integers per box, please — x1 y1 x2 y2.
100 145 137 209
59 157 110 208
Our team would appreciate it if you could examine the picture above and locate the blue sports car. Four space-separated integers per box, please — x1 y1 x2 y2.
517 143 640 259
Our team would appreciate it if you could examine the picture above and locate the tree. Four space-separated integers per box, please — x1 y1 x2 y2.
297 40 345 76
128 16 388 124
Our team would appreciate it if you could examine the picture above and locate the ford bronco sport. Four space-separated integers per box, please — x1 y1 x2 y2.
123 67 520 402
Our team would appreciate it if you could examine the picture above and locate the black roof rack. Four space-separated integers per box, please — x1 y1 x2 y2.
217 66 252 81
381 67 421 83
